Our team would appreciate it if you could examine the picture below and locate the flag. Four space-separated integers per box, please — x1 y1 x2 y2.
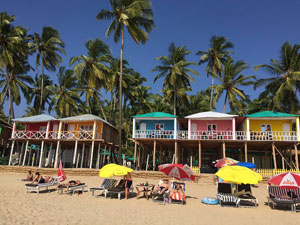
58 160 67 182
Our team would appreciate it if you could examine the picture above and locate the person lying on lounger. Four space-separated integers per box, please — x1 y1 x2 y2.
32 172 46 184
22 171 33 181
153 178 171 194
58 180 82 191
169 183 185 199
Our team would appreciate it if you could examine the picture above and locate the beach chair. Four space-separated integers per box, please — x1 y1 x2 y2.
216 182 240 207
151 180 170 203
168 182 186 205
267 185 295 211
89 178 117 197
25 177 58 194
235 184 258 208
11 153 19 166
104 179 133 200
57 182 87 195
291 188 300 212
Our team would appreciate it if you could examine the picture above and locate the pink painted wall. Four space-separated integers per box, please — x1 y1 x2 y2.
191 119 233 131
24 121 59 131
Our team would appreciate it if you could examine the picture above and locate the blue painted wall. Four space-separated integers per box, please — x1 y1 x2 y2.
138 120 175 130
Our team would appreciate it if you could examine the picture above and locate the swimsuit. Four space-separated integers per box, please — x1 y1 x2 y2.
125 179 132 188
39 178 45 183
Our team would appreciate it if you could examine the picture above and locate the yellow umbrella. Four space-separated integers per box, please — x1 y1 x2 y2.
99 163 133 178
215 165 262 184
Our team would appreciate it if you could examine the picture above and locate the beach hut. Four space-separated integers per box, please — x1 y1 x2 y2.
185 111 238 140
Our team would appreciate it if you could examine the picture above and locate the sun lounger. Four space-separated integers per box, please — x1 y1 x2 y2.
216 182 240 207
267 186 295 211
235 184 258 208
89 178 117 197
151 180 170 203
25 178 58 194
291 188 300 212
168 182 186 205
57 183 87 195
104 179 133 200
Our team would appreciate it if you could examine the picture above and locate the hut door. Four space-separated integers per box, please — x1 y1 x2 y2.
283 123 290 141
140 123 146 138
69 124 75 139
53 124 58 138
140 123 146 130
191 123 197 139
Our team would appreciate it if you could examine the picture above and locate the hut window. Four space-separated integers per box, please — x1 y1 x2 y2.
155 124 164 131
80 125 93 131
207 124 217 132
261 124 271 132
39 126 47 132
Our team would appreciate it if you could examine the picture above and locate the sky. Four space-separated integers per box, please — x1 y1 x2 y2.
3 0 300 118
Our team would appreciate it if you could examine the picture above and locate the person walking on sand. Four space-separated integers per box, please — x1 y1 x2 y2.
123 172 132 199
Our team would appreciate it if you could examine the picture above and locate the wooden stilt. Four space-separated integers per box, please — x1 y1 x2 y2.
138 143 141 169
108 146 111 163
90 141 95 169
27 145 32 166
76 152 80 168
294 144 299 170
244 142 248 162
259 150 263 169
54 141 61 168
153 140 157 171
22 141 29 166
133 142 137 164
81 143 85 168
146 154 149 171
39 141 45 168
174 141 178 164
222 142 226 158
8 140 15 165
264 147 268 169
272 142 277 169
102 145 107 166
96 144 101 169
198 141 202 169
159 144 162 165
73 140 78 168
19 142 25 166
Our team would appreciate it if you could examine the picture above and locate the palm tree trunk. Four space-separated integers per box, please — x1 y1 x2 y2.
39 62 44 115
223 92 228 113
210 76 215 110
6 70 15 121
118 24 124 164
173 91 177 116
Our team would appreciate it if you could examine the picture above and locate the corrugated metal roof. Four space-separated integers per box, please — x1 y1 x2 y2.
60 114 115 129
12 114 56 122
247 111 298 118
185 111 237 119
132 112 177 118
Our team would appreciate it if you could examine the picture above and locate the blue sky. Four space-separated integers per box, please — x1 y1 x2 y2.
3 0 300 117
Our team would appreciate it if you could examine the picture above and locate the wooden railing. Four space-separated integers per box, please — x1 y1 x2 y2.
13 130 102 140
257 169 300 177
250 131 297 141
191 166 201 174
135 130 174 139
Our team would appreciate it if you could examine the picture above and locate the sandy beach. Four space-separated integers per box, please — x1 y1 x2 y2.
0 172 299 225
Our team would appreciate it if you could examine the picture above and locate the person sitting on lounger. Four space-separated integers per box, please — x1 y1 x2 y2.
169 183 185 199
153 178 170 194
32 172 46 184
22 171 33 181
123 173 132 200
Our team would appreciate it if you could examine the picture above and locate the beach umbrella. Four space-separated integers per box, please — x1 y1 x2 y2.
99 163 133 178
57 160 67 182
215 165 262 184
268 172 300 189
158 164 195 181
215 157 238 168
237 162 256 169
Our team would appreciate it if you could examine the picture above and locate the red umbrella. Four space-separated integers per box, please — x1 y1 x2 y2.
215 158 238 168
57 160 67 182
268 172 300 189
158 164 195 181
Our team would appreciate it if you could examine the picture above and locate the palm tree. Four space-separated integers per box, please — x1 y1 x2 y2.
97 0 155 160
196 36 234 110
26 73 53 115
254 42 300 113
0 12 31 121
33 26 65 114
212 59 255 113
48 67 81 118
153 42 199 115
179 91 211 116
70 39 111 113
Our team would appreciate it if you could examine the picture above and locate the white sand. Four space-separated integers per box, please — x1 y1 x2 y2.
0 172 299 225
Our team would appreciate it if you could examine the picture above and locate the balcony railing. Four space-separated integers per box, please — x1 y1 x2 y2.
250 131 297 141
190 130 234 140
135 130 174 139
13 130 102 140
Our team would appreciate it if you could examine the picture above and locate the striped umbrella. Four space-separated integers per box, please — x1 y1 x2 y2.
268 172 300 189
158 164 195 181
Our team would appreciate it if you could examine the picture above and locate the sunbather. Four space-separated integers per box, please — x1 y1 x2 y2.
22 171 33 181
123 173 132 200
32 172 46 184
153 178 170 194
58 180 82 192
169 183 185 200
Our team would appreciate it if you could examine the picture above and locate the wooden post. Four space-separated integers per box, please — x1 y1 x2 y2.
90 142 95 169
46 143 53 167
153 140 157 171
73 140 78 168
102 145 107 166
22 141 29 166
96 144 101 169
19 142 25 166
146 154 149 171
222 142 226 158
259 150 263 169
132 118 136 138
133 141 137 164
272 142 277 169
11 122 16 138
27 145 32 166
232 118 236 140
45 121 50 139
188 119 191 139
159 144 162 165
108 146 111 163
76 152 80 168
8 140 15 166
81 143 85 168
244 142 248 162
198 141 202 169
294 144 299 170
264 147 268 169
54 121 63 168
174 141 178 164
246 118 250 140
296 117 300 142
39 141 45 168
138 144 141 169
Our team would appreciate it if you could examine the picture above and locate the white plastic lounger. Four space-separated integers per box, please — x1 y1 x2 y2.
25 178 58 194
57 183 87 195
89 179 117 197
